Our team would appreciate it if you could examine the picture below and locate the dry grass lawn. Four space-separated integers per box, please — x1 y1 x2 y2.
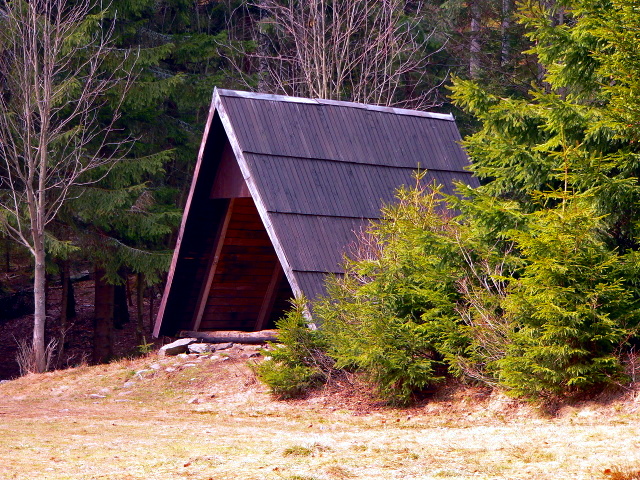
1 348 640 480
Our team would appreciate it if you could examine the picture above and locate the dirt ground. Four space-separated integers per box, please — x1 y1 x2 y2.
1 350 640 480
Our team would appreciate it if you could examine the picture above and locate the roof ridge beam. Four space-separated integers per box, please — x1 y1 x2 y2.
214 88 454 122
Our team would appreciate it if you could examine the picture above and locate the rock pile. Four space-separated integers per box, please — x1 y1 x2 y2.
158 337 263 359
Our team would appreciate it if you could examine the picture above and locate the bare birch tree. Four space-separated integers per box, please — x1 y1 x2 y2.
227 0 444 108
0 0 135 373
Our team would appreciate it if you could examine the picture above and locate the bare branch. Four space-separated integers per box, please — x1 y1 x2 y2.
221 0 444 109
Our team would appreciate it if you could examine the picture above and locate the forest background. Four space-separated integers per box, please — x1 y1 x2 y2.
2 0 639 404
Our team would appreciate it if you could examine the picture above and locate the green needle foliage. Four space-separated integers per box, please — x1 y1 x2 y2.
59 0 246 285
450 0 640 248
315 180 468 405
499 196 636 397
305 180 639 402
254 0 640 403
254 298 328 399
67 151 181 284
448 0 640 398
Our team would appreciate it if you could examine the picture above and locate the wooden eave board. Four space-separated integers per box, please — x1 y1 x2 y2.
218 88 454 121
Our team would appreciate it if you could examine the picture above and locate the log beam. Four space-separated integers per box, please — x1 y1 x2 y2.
179 329 279 344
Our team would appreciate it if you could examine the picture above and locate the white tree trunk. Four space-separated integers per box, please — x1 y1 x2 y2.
470 0 481 79
32 237 47 373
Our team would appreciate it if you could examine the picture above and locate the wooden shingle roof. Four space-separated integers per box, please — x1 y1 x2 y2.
153 88 478 336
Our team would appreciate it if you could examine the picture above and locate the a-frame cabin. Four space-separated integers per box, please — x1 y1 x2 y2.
153 89 478 337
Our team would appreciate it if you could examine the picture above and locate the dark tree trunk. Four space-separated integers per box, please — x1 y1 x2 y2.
93 267 114 364
125 273 133 307
113 283 130 330
469 0 481 79
57 259 75 367
136 273 145 344
149 287 155 332
59 259 76 321
67 275 76 318
257 0 269 92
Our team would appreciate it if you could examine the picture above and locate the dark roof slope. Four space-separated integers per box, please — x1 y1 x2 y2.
214 89 478 301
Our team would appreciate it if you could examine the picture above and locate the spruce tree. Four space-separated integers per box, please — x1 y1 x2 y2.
57 0 244 359
450 0 640 248
449 0 640 397
499 195 633 397
316 181 470 404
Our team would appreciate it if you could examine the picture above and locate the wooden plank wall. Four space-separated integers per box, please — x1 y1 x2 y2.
199 197 293 331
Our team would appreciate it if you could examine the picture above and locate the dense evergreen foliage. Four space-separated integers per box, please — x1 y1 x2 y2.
314 182 465 404
450 0 640 396
497 197 634 397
